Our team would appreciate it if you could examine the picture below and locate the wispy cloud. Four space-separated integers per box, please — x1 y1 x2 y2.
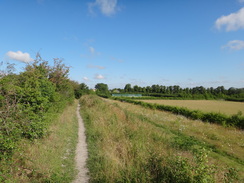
238 0 244 3
215 7 244 31
222 40 244 51
88 0 118 16
129 78 147 86
94 74 105 79
6 51 34 63
182 78 230 88
63 35 79 42
87 64 105 69
89 46 95 54
111 56 124 63
83 77 90 81
89 46 100 56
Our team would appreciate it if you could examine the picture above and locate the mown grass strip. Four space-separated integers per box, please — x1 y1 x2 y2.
129 111 244 166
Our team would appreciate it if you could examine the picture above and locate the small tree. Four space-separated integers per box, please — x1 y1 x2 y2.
74 82 90 99
95 83 110 97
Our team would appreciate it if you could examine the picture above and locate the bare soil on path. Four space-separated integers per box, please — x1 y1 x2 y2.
73 103 89 183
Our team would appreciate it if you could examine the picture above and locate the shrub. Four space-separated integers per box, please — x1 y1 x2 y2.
202 112 227 126
0 57 75 161
227 111 244 129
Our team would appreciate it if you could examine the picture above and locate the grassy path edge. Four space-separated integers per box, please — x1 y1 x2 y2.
0 100 79 182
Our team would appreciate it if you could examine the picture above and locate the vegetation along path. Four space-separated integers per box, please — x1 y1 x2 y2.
73 103 89 183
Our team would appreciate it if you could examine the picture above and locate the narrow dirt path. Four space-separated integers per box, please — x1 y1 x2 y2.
73 103 89 183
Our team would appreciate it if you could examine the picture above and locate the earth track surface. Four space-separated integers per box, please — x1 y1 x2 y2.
73 103 89 183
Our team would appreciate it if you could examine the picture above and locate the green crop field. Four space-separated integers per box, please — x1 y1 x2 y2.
139 100 244 115
80 95 244 183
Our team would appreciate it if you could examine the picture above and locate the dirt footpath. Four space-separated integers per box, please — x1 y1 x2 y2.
73 103 89 183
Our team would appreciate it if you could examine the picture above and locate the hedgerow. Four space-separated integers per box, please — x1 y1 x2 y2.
112 97 244 129
0 56 76 161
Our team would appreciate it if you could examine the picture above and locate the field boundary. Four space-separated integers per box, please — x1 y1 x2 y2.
112 97 244 129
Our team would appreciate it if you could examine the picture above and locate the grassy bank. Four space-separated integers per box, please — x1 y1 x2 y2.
80 95 243 183
0 100 78 183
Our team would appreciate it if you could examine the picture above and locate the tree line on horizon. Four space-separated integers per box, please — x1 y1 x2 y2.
94 83 244 100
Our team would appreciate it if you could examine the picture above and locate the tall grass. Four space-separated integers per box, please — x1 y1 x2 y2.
0 100 78 182
80 95 243 182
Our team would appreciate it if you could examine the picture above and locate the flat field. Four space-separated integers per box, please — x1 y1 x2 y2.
139 100 244 115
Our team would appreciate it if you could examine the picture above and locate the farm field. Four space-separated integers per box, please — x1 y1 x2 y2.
80 95 244 183
139 100 244 115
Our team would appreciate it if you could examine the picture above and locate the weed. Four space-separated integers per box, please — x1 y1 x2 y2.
224 168 239 183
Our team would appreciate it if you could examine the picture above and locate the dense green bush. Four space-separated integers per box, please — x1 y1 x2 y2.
0 57 76 161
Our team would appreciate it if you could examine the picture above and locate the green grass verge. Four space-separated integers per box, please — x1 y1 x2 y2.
80 95 243 183
0 100 78 183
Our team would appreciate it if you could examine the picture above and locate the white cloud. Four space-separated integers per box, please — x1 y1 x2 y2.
222 40 244 50
215 7 244 31
87 64 105 69
88 0 118 16
95 74 105 79
6 51 34 63
238 0 244 3
89 46 95 54
83 77 90 81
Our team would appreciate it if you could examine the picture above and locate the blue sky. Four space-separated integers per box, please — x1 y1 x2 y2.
1 0 244 89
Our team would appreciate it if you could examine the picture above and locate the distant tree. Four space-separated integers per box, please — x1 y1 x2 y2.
160 85 166 93
173 85 180 94
228 87 236 95
74 82 90 99
145 86 150 93
152 84 160 93
124 84 132 92
95 83 108 92
111 88 120 93
133 85 139 92
95 83 110 97
168 86 173 94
